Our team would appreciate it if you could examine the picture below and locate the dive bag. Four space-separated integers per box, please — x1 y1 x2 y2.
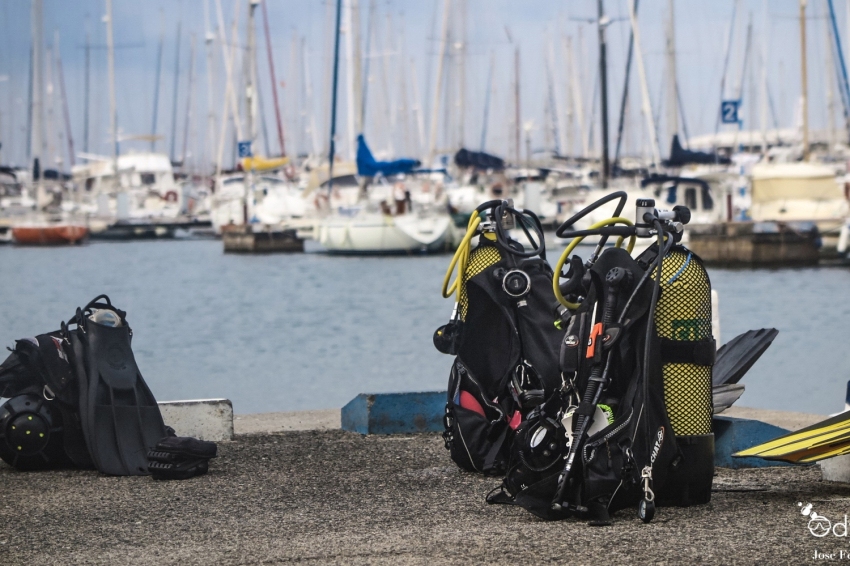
0 331 93 469
438 201 563 475
0 295 178 476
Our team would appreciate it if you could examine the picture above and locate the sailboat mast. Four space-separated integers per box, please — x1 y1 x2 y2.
55 31 75 167
344 0 356 159
627 0 661 167
428 0 451 166
597 0 610 186
360 0 377 131
824 6 836 149
302 39 320 156
182 34 197 166
548 36 565 155
397 16 412 155
826 0 850 143
169 21 182 163
665 0 678 148
84 28 90 154
204 0 217 171
151 12 164 153
614 0 638 165
213 0 243 178
410 59 425 155
760 0 768 155
800 0 809 161
322 0 335 156
45 44 56 169
245 0 259 223
514 46 520 164
458 0 466 149
328 0 343 194
381 12 395 155
544 36 560 155
713 0 740 146
562 36 574 158
105 0 118 186
480 50 494 151
290 33 301 157
30 0 45 177
261 0 286 156
568 35 588 158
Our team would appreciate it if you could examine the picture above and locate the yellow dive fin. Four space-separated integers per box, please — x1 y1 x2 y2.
733 410 850 463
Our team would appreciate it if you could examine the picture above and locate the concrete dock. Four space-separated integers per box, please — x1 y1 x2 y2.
1 406 848 565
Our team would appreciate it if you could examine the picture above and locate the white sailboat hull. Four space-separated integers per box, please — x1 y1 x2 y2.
318 211 451 254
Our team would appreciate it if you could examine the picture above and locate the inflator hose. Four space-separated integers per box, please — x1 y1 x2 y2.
552 217 636 310
442 212 482 300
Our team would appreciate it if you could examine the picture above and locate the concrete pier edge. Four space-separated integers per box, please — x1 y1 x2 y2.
320 390 832 472
158 399 234 441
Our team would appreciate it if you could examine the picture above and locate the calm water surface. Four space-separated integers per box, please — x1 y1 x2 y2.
1 239 849 416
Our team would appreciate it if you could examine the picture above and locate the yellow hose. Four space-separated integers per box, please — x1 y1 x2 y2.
552 217 636 310
442 212 482 300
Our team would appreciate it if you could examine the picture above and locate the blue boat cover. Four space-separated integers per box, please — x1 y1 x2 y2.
356 135 420 177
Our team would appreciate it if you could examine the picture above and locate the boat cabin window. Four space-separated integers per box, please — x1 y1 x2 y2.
684 187 698 210
701 185 714 210
141 173 156 185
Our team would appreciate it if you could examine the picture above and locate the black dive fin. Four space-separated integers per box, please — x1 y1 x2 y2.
712 383 746 414
76 321 166 476
712 328 779 387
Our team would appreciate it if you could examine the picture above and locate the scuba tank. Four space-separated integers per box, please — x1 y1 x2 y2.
488 191 715 525
435 200 563 475
640 202 715 506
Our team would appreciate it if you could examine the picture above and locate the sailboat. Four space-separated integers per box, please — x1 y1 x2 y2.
317 135 450 254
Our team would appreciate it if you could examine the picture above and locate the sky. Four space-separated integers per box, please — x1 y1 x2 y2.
0 0 847 171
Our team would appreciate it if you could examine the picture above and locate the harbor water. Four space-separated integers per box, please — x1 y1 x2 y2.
1 240 849 416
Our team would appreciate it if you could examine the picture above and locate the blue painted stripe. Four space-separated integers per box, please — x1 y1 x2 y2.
342 391 446 435
715 416 794 469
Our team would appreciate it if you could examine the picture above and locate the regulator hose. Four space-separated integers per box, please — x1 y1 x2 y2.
441 199 546 301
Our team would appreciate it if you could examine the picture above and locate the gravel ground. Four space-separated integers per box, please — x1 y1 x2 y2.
1 430 849 565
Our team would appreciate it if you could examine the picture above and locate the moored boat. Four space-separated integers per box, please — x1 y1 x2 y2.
318 207 450 254
12 224 88 245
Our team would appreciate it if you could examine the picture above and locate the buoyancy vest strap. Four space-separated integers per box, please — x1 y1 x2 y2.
483 425 509 472
659 337 717 366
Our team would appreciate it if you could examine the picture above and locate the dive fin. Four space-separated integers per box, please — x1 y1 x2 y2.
77 321 166 476
713 328 778 387
712 383 745 414
733 410 850 463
